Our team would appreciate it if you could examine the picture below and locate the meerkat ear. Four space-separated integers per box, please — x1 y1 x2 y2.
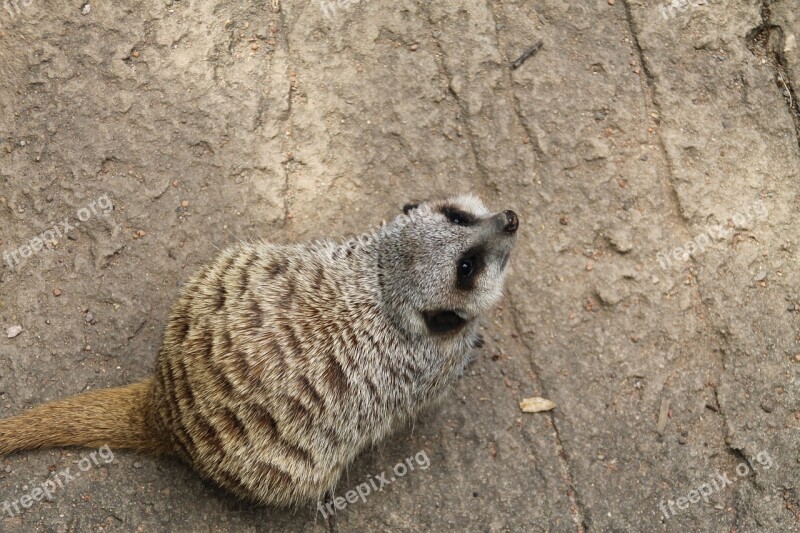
403 203 419 214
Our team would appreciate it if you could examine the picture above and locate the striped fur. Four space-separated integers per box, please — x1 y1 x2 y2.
1 195 518 507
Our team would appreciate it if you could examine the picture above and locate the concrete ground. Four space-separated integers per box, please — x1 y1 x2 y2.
1 0 798 531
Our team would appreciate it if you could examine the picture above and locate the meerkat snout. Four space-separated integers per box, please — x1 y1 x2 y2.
502 210 519 234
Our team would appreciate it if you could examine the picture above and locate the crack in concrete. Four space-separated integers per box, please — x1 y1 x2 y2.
505 291 587 533
274 5 293 228
746 0 800 151
619 3 753 530
621 0 726 374
505 89 549 176
721 438 776 528
620 0 689 230
414 2 492 185
413 4 588 528
620 1 730 359
484 10 548 176
711 387 769 499
479 5 587 530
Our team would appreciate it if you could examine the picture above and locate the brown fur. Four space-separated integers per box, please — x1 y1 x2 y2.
0 379 170 455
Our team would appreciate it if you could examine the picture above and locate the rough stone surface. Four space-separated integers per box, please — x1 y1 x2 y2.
0 0 798 531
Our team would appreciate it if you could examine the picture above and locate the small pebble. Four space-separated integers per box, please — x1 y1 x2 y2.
133 462 142 469
132 50 140 58
172 180 179 187
84 312 94 323
53 288 62 297
81 4 91 15
181 200 189 208
409 43 418 51
6 325 22 338
608 228 633 253
753 270 767 282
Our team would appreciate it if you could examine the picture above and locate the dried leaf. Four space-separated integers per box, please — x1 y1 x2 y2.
519 397 556 413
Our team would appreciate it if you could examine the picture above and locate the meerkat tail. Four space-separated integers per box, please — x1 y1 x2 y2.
0 379 171 456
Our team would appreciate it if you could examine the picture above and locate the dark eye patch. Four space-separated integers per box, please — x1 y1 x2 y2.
456 246 485 291
441 206 476 226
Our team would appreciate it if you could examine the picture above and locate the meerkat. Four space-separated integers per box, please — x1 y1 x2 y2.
0 194 519 507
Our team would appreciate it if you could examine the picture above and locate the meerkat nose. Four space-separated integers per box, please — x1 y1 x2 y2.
502 210 519 234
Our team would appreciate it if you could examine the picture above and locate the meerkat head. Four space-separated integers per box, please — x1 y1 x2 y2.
377 194 519 339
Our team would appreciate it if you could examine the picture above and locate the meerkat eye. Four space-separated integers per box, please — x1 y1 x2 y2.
442 207 474 226
459 259 474 278
456 248 485 290
450 212 467 225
